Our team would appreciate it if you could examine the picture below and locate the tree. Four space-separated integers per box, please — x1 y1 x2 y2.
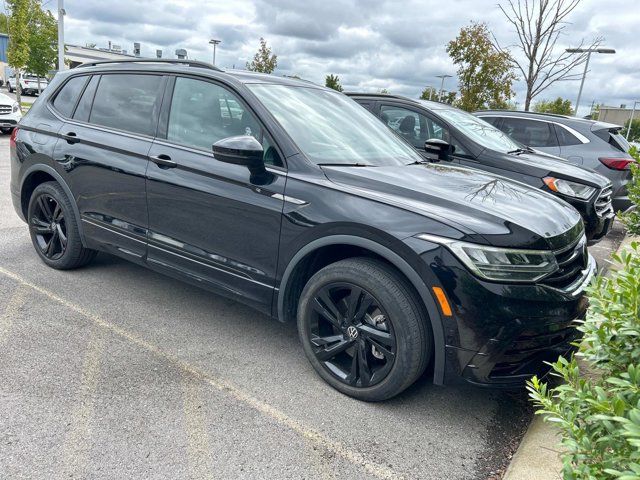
420 86 437 101
325 74 343 92
624 118 640 143
533 97 573 115
496 0 599 111
379 88 390 94
7 0 31 105
246 37 277 74
446 22 516 112
26 2 57 93
0 13 9 34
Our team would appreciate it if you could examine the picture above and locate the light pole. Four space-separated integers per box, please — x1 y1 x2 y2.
209 39 221 66
626 101 639 140
435 74 452 102
566 47 615 116
58 0 66 70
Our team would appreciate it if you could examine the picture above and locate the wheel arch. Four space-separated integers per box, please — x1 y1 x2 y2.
276 234 446 385
20 164 86 243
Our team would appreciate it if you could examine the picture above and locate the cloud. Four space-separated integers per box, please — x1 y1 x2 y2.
52 0 639 114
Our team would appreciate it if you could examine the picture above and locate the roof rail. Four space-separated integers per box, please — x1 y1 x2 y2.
75 58 223 71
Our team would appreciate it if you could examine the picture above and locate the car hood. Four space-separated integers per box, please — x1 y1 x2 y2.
493 149 610 188
322 162 583 250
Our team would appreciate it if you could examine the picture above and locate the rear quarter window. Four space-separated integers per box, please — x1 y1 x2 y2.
52 76 89 117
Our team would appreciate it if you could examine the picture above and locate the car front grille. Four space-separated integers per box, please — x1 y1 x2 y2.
541 235 588 289
0 105 13 115
595 185 614 217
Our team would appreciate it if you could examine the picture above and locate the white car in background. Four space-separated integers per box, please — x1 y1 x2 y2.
7 74 49 96
0 91 22 134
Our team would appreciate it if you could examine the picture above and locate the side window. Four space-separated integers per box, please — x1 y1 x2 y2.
554 124 583 146
480 116 500 127
73 76 100 122
500 118 558 148
355 101 372 112
380 104 449 148
52 76 89 117
89 74 164 136
261 135 283 167
168 77 262 150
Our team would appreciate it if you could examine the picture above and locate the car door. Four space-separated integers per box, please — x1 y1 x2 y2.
498 117 561 156
52 72 165 261
145 75 286 313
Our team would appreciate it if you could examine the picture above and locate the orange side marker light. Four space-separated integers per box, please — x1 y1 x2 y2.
432 286 452 317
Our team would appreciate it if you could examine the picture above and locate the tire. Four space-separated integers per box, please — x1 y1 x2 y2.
1 128 13 135
27 181 97 270
8 84 13 93
298 257 432 401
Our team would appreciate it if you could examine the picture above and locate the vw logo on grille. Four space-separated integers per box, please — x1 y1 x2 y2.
346 326 359 339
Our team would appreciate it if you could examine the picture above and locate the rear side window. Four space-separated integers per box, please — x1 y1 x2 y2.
554 124 583 146
52 76 89 117
500 118 558 148
89 74 164 136
480 116 500 127
73 75 99 122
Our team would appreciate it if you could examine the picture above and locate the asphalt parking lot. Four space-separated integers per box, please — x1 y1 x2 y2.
0 134 625 480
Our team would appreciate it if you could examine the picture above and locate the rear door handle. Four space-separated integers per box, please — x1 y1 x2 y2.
61 132 80 144
149 154 177 169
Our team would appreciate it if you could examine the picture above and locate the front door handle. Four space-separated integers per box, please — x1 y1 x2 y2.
62 132 80 144
149 154 177 169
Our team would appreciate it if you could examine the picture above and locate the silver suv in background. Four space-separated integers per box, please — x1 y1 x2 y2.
474 110 635 212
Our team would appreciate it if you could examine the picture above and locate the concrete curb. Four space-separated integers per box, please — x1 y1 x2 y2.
503 230 637 480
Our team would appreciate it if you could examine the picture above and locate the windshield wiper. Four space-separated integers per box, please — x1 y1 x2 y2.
406 159 431 165
317 162 372 167
507 147 533 155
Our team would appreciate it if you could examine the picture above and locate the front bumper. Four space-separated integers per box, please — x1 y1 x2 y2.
413 240 595 388
564 196 613 243
0 110 22 129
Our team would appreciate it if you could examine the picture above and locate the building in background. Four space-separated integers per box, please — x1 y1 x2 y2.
598 106 636 126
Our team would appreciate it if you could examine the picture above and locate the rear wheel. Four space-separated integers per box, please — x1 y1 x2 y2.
298 258 431 401
27 182 97 270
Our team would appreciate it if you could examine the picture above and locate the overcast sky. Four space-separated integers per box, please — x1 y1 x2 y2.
34 0 640 115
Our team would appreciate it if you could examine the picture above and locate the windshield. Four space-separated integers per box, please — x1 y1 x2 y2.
437 108 522 153
247 84 422 166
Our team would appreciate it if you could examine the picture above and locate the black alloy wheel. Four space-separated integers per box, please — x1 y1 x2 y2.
30 193 68 260
308 283 396 388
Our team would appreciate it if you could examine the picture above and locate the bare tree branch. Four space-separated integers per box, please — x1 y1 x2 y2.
494 0 597 110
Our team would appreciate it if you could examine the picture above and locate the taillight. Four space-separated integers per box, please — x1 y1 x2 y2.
598 157 635 170
9 127 18 148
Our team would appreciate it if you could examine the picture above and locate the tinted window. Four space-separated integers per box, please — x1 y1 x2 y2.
73 76 99 122
168 77 262 151
480 116 500 127
500 118 558 148
380 105 447 147
90 74 164 136
554 124 583 146
52 76 89 117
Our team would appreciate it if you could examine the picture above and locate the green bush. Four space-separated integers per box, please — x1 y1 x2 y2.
620 146 640 235
528 243 640 480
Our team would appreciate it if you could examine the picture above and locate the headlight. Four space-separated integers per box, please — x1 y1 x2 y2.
543 177 595 200
12 102 20 113
416 234 558 282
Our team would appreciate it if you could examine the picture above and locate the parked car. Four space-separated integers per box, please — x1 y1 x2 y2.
0 91 22 134
349 94 614 243
473 110 635 213
11 59 594 401
7 74 49 96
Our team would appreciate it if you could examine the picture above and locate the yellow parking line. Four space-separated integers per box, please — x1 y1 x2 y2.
0 286 27 344
0 266 401 480
182 379 216 480
62 327 105 478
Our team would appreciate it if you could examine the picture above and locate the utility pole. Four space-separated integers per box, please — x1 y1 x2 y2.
566 47 615 116
209 39 221 66
57 0 66 70
626 101 639 140
435 74 452 102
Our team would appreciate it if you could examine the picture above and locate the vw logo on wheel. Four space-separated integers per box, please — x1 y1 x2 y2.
346 326 359 339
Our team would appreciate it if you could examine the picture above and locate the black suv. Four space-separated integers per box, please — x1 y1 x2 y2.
10 60 594 401
349 94 614 243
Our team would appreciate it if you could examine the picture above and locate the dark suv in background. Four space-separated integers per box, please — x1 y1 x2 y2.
349 93 615 243
11 60 594 401
474 110 635 212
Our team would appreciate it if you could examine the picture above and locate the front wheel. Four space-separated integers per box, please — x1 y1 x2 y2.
27 181 97 270
298 258 432 401
1 127 14 135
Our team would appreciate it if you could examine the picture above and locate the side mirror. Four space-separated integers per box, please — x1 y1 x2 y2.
424 138 455 161
212 135 264 168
